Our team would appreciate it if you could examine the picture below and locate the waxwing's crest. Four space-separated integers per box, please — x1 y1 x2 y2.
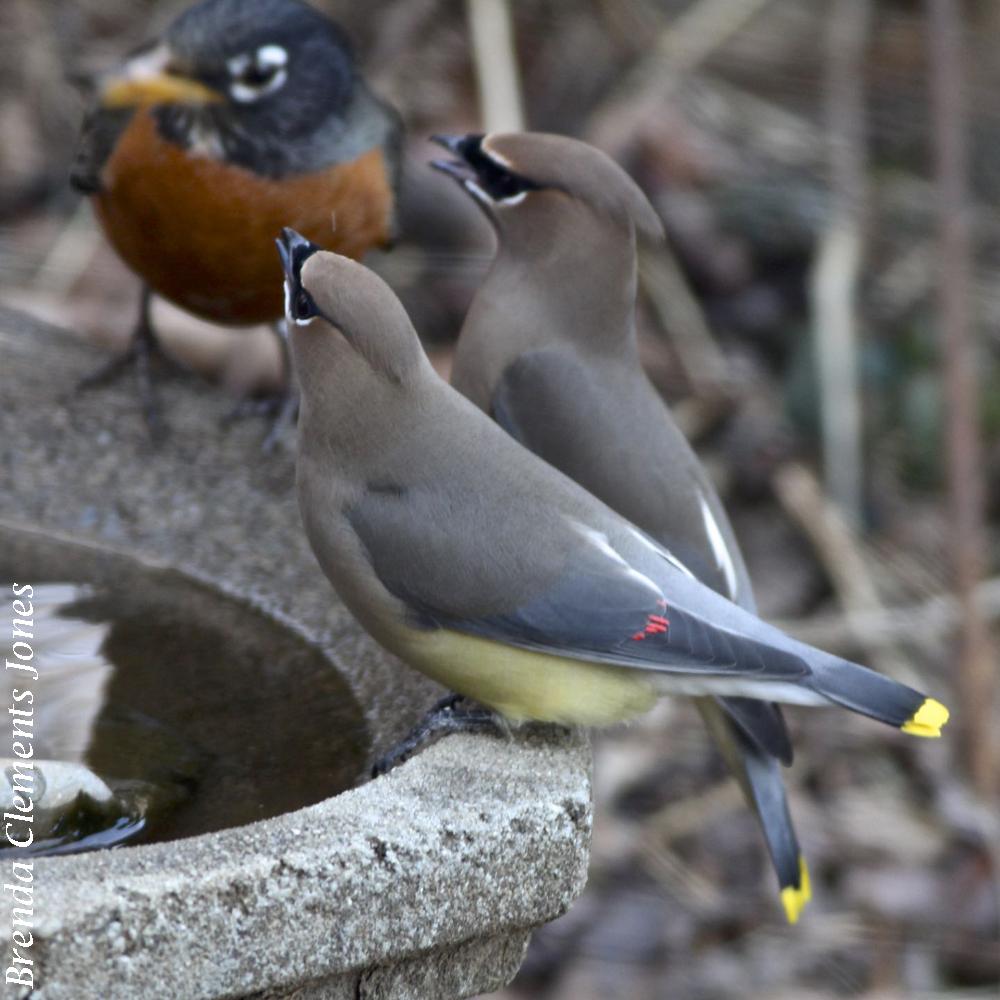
285 238 424 384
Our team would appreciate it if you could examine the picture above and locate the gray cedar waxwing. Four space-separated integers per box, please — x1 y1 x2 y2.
277 232 947 913
432 131 811 920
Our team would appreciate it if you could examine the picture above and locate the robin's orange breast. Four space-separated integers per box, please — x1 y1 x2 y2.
93 110 395 325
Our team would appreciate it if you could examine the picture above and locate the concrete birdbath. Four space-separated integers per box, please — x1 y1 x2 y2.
0 305 591 1000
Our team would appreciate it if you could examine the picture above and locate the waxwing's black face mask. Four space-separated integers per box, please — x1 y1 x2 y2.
276 227 321 324
430 134 543 202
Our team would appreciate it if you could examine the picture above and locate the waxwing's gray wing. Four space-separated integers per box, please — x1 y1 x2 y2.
696 698 809 920
352 483 805 684
492 349 744 602
711 697 793 765
491 348 794 762
347 474 938 732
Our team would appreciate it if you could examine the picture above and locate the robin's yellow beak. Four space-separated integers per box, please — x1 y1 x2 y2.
99 44 222 108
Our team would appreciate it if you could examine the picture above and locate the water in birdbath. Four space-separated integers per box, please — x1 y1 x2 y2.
0 557 369 857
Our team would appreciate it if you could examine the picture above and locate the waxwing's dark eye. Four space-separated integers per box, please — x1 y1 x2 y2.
294 289 314 320
461 137 541 202
488 165 524 199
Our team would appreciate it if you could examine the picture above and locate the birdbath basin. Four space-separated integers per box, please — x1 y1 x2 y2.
0 305 591 1000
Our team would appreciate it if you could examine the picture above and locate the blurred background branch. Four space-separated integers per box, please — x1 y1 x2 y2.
926 0 1000 800
465 0 524 133
811 0 871 527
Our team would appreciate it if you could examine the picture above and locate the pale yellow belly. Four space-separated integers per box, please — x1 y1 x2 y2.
399 626 658 727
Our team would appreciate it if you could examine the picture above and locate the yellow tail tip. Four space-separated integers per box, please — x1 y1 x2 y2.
780 856 812 925
902 698 950 737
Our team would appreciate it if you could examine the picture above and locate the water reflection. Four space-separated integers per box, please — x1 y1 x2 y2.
0 572 368 857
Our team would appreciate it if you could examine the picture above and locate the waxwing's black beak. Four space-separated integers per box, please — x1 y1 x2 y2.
429 158 475 182
276 227 323 285
429 134 484 184
430 133 479 157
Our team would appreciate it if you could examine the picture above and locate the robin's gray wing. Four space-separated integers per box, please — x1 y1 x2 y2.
70 107 134 195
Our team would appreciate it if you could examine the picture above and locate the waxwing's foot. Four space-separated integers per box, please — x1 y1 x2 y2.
371 693 506 777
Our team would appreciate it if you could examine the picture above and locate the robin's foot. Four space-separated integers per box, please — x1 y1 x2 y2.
221 385 300 452
74 288 187 441
371 694 505 777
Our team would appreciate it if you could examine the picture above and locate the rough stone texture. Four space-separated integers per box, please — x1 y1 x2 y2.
0 307 593 1000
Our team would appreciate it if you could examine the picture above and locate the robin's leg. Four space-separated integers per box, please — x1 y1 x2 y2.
371 693 509 777
76 285 187 438
222 320 300 451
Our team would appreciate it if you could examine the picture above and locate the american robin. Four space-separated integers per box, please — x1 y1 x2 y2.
71 0 401 435
277 229 947 919
432 131 812 919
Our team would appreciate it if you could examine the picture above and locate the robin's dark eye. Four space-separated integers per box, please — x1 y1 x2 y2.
293 289 314 321
241 64 277 87
228 44 289 102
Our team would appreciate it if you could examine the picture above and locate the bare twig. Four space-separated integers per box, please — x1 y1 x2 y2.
637 840 722 910
464 0 524 133
637 0 777 79
926 0 999 797
810 0 871 527
644 777 745 843
773 575 1000 654
588 0 779 155
639 247 731 394
30 201 102 299
811 222 864 525
773 462 920 689
677 74 826 172
637 780 743 909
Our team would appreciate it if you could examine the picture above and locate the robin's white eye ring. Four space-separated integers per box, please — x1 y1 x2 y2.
228 45 288 102
255 45 288 69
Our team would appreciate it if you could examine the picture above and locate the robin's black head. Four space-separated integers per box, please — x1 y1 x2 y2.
167 0 354 118
97 0 363 177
